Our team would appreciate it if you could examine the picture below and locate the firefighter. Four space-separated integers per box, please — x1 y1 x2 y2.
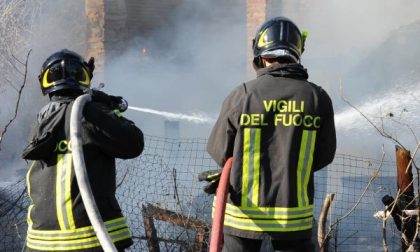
22 49 144 251
204 17 336 251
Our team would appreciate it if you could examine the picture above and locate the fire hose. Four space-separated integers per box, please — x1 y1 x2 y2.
209 157 233 252
70 94 118 252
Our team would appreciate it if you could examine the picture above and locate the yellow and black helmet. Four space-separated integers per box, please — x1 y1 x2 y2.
252 17 308 68
38 49 94 95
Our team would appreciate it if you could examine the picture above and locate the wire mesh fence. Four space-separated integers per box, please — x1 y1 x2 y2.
0 135 406 251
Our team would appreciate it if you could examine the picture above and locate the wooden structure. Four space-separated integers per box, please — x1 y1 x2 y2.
142 203 209 252
381 146 417 251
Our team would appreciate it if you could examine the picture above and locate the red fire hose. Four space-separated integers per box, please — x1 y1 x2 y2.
209 157 233 252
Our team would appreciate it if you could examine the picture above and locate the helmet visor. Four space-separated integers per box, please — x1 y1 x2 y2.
256 21 303 54
42 61 90 88
65 60 90 85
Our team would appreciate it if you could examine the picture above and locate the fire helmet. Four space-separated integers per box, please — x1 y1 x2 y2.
38 49 94 95
252 17 307 68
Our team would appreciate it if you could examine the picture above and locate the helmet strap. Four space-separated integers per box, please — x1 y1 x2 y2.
253 56 264 70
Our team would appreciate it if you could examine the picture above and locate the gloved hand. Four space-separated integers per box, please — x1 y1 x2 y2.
85 89 128 112
198 169 221 194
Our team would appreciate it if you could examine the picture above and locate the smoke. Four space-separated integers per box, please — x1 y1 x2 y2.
0 0 86 182
2 0 420 182
105 0 245 137
128 106 214 124
273 0 420 157
277 0 420 104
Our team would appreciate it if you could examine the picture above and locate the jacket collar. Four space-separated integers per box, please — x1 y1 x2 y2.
256 62 309 80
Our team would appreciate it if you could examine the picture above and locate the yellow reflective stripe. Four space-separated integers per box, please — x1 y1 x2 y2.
297 131 308 206
241 128 251 206
28 217 127 235
26 161 36 201
27 228 131 251
241 128 261 207
79 68 91 85
207 173 220 181
224 215 313 232
56 154 66 230
26 161 36 227
56 154 75 230
252 128 261 207
64 154 75 229
28 223 128 241
42 69 56 88
257 28 274 48
27 205 34 227
112 109 123 118
303 131 317 205
222 202 313 219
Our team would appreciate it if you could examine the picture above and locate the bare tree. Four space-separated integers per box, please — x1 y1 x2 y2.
0 0 42 150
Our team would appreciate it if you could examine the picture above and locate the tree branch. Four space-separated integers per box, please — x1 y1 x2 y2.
0 49 31 150
339 80 406 148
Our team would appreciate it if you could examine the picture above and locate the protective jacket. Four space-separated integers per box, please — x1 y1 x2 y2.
207 63 336 240
22 94 144 251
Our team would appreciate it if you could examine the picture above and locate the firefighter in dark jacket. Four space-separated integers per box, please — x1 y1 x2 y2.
205 17 336 251
22 49 144 251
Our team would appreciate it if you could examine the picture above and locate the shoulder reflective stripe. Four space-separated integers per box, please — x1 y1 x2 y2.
222 202 313 220
224 215 313 232
297 130 316 207
241 128 251 206
241 128 261 207
26 227 131 251
56 154 75 230
28 217 127 235
252 128 261 207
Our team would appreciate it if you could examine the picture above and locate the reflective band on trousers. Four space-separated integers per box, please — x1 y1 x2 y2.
222 202 313 219
241 128 261 207
27 228 130 251
297 130 317 207
27 217 131 251
224 214 313 232
56 153 76 230
28 217 128 240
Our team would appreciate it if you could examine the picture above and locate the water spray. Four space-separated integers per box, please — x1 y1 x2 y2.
94 83 215 124
128 105 215 124
335 82 420 132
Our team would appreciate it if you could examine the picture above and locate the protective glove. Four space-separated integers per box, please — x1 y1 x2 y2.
85 89 128 112
198 169 221 194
